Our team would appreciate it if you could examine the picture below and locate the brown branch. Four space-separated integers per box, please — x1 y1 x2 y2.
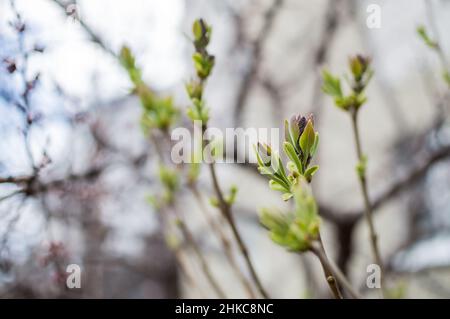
208 163 270 298
312 237 343 299
350 109 385 297
310 240 361 299
306 0 342 120
348 144 450 222
190 183 257 298
175 211 227 298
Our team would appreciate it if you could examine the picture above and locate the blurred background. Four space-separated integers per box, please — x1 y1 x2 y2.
0 0 450 298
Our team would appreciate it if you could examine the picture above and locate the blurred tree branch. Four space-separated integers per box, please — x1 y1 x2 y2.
233 0 284 126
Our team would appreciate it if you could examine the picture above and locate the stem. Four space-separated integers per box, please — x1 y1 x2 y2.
149 129 227 298
190 184 257 298
176 214 227 298
350 110 385 297
172 241 207 298
317 236 343 299
159 208 209 298
208 163 270 299
310 241 361 299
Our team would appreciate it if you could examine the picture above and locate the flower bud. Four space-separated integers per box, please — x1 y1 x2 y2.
192 19 211 50
349 54 371 81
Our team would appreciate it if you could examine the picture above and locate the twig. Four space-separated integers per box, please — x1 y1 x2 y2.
208 163 269 299
50 0 117 58
233 0 284 126
208 163 269 298
350 109 385 297
310 241 361 299
312 237 343 299
150 131 227 297
174 210 227 298
190 183 257 298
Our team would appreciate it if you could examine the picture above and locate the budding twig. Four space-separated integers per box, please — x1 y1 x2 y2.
190 183 257 298
208 163 269 298
310 240 362 299
350 110 385 298
187 18 270 299
322 54 385 297
174 208 227 298
310 239 343 299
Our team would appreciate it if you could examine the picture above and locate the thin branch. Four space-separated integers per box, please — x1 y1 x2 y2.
233 0 284 126
50 0 117 58
208 163 270 298
174 209 227 298
313 237 343 299
310 241 362 299
340 144 450 223
350 110 385 297
190 183 257 298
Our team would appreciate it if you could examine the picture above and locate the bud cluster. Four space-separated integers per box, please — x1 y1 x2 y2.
119 46 178 132
322 54 373 112
186 19 215 124
255 114 319 201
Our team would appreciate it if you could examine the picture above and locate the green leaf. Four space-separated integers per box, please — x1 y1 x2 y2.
299 120 315 159
322 69 342 98
292 181 320 237
304 165 319 183
193 19 203 41
269 179 289 192
281 192 293 201
284 119 295 146
268 173 291 191
257 166 273 176
310 132 319 157
286 161 299 175
283 142 303 174
274 152 289 182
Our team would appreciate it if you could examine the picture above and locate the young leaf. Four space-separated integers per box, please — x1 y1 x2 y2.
322 69 342 98
310 132 320 157
299 120 315 159
283 142 303 174
304 165 319 183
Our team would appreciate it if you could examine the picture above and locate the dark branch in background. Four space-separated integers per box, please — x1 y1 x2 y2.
51 0 117 58
230 140 450 225
307 0 342 118
358 145 450 219
233 0 284 126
